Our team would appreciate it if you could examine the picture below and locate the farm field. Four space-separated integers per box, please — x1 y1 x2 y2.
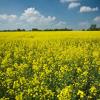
0 31 100 100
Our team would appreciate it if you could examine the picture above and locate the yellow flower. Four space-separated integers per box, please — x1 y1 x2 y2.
82 71 88 76
90 86 97 95
88 96 92 99
77 68 82 73
77 90 85 98
93 51 99 57
58 86 73 100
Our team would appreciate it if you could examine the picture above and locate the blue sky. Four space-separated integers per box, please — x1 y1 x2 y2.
0 0 100 30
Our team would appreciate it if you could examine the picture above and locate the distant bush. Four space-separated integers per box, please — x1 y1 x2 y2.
87 24 100 31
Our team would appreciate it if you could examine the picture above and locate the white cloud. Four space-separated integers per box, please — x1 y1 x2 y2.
60 0 78 3
20 8 56 24
68 2 80 9
0 14 17 22
94 16 100 22
80 6 99 13
0 7 67 30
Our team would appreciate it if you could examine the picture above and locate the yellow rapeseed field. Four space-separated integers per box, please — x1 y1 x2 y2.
0 31 100 100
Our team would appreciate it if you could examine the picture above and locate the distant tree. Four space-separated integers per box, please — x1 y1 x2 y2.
90 24 97 30
17 29 25 31
81 29 86 31
22 29 26 31
87 24 100 31
17 29 21 31
32 28 40 31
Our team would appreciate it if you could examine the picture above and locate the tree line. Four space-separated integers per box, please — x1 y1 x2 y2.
0 24 100 32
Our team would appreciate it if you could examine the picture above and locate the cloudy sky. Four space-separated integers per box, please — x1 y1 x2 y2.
0 0 100 30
